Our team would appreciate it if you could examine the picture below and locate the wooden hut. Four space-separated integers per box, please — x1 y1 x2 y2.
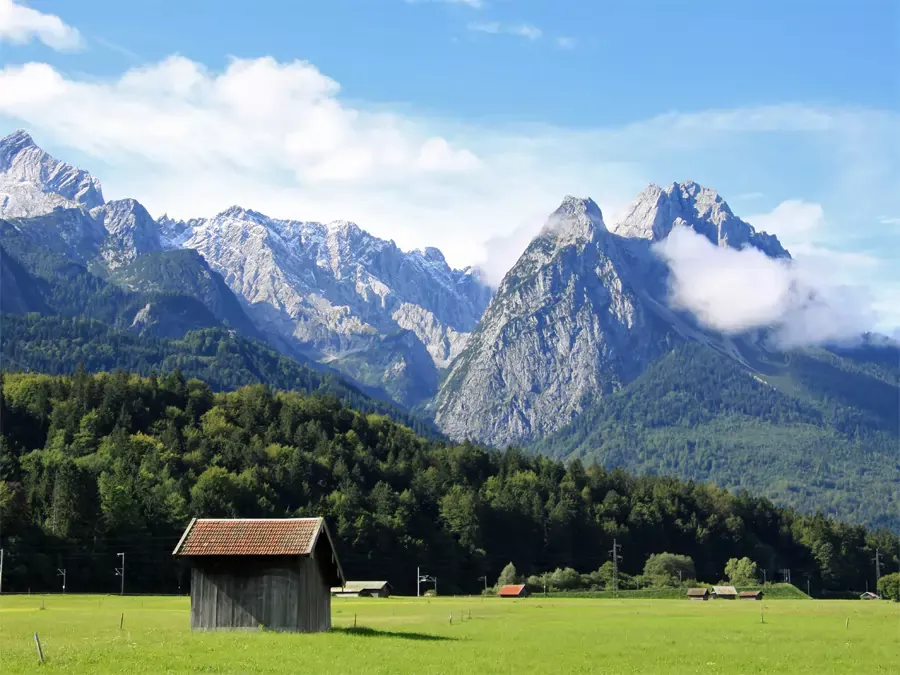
331 581 393 598
498 584 529 598
173 517 344 633
711 585 739 600
686 587 710 601
739 591 763 601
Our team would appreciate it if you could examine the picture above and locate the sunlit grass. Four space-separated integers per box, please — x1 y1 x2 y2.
1 594 897 674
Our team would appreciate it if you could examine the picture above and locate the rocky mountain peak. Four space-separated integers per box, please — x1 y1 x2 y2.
417 246 447 265
539 195 606 247
92 198 162 267
614 180 789 259
0 129 104 213
216 205 271 224
1 129 36 153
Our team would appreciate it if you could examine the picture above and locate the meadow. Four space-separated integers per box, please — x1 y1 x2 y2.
1 594 897 674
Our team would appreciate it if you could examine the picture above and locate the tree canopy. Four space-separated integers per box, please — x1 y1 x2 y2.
1 370 895 596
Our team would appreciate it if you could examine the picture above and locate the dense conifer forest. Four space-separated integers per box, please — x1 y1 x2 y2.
1 370 895 596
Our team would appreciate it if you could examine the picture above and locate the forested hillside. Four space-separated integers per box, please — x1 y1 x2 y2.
1 370 895 596
1 314 435 437
534 342 900 529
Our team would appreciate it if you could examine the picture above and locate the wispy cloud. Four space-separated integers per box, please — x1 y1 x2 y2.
468 21 542 41
555 36 577 49
407 0 484 8
0 0 82 50
746 200 826 242
93 36 141 62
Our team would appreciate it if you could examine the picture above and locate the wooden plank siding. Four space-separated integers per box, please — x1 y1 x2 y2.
189 555 331 632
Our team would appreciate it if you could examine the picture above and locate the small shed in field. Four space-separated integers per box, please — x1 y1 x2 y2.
331 581 393 598
498 584 529 598
860 592 880 600
712 585 739 600
739 591 763 601
687 587 710 601
173 517 344 632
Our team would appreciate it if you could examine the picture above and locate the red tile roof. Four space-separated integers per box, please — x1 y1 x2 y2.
498 584 528 597
173 518 324 557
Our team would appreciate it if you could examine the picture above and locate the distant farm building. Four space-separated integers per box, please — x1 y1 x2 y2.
739 591 764 601
173 517 344 633
331 581 393 598
860 592 880 600
711 586 739 600
686 588 710 601
498 584 529 598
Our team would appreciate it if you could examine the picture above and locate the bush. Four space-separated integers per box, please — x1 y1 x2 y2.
643 552 696 587
497 562 519 587
549 567 583 591
725 557 758 585
877 572 900 601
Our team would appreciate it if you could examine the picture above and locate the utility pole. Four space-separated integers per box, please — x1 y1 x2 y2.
115 553 125 596
762 569 767 585
609 539 623 596
477 576 487 593
874 549 882 590
806 576 811 598
57 569 66 593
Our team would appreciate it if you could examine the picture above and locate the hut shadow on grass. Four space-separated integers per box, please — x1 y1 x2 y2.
332 626 456 641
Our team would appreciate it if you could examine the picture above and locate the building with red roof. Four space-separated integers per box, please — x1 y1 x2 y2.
173 517 344 632
498 584 530 598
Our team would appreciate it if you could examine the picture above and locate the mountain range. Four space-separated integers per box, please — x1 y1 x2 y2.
1 129 897 528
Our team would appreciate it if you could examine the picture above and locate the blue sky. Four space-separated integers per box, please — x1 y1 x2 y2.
1 0 898 333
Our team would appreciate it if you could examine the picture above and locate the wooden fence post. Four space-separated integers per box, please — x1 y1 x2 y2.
33 633 44 663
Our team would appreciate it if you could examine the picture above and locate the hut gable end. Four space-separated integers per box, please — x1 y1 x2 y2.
173 517 344 633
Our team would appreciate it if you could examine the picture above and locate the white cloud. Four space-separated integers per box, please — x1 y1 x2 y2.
509 24 542 40
746 200 826 242
555 36 577 49
0 0 81 50
0 54 897 331
0 57 478 183
468 21 542 40
655 226 878 347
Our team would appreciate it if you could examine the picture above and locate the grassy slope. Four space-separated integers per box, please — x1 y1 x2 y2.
0 595 896 674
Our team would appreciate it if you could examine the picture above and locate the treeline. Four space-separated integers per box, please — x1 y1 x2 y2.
1 370 896 596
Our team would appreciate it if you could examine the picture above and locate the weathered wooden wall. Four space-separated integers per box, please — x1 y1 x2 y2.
189 555 331 632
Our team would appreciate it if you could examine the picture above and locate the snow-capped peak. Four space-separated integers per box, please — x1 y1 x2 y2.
1 129 36 153
0 128 105 217
215 205 270 224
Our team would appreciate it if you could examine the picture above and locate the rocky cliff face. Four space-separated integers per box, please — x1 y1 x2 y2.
433 185 790 446
160 207 492 405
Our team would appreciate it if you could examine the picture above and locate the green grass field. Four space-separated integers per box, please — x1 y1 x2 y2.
1 595 897 674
